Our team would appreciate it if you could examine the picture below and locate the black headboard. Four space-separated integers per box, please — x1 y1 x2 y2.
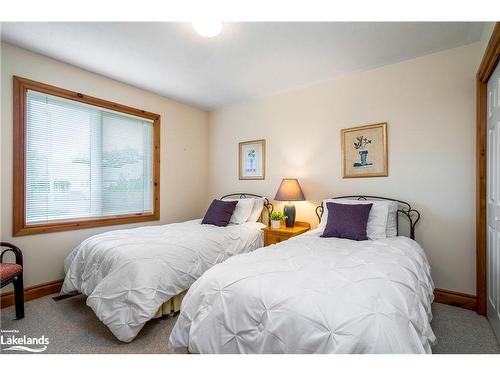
220 193 273 226
315 195 421 240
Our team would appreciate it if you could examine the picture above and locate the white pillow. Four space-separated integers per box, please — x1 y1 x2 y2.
247 198 265 222
319 199 389 240
386 201 399 237
222 198 255 224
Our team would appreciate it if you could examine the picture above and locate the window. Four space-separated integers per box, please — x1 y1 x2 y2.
13 76 160 236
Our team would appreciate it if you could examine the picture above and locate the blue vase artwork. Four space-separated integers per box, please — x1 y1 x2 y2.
353 135 373 168
246 149 256 173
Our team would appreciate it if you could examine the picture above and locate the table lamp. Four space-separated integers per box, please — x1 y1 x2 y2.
274 178 306 228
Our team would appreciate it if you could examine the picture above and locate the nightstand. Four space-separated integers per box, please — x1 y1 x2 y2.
262 221 311 246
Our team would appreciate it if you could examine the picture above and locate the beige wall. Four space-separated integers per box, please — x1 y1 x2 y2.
479 22 496 58
1 43 209 289
0 40 484 296
208 42 481 295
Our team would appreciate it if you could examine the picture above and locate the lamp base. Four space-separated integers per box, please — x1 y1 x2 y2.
283 202 296 228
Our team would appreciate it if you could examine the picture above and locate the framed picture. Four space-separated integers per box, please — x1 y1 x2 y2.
239 139 266 180
341 123 388 178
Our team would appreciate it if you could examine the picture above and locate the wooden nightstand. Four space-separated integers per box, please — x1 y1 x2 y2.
262 221 311 246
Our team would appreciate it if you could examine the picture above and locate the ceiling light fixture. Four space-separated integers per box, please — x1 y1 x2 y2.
192 21 223 38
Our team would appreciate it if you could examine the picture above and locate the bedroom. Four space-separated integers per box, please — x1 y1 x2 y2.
1 0 500 372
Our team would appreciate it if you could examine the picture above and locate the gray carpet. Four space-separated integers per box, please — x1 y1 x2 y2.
0 294 184 354
431 302 499 354
1 294 499 354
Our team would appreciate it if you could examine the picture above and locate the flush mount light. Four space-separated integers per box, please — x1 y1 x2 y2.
192 20 223 38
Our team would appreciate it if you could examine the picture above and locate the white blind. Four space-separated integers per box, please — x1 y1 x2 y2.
26 90 154 224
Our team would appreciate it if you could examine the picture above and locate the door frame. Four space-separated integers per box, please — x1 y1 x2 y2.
477 22 500 315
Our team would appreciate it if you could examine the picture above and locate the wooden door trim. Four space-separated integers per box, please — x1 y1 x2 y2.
477 23 500 315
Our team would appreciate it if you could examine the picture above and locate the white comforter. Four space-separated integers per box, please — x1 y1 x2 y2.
62 219 265 342
170 230 436 353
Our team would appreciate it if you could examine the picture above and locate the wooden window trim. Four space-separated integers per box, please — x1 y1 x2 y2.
13 76 161 236
476 23 500 315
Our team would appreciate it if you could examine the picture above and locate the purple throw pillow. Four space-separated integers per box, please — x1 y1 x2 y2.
321 202 373 241
202 199 238 227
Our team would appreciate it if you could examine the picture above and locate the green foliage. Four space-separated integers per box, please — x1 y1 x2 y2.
105 175 144 192
72 147 142 167
270 211 287 221
103 147 142 168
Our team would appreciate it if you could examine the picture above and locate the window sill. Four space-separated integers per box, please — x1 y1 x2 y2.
13 212 160 236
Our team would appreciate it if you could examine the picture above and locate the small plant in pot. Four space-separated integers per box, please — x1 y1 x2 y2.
270 211 287 229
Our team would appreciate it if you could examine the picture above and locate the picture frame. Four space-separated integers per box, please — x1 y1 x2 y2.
239 139 266 180
341 123 388 178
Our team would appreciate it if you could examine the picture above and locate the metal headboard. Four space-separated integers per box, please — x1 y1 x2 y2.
220 193 274 226
315 195 421 240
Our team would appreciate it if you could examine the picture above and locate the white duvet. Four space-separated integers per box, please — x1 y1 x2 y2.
62 219 265 342
170 230 436 353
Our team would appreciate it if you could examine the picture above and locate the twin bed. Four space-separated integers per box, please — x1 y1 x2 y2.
62 193 272 342
61 194 436 353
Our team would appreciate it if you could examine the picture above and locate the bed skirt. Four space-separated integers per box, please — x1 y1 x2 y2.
153 290 187 318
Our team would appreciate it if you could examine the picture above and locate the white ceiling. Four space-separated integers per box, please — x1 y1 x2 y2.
1 22 484 110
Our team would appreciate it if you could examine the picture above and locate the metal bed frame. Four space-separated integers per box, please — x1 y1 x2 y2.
220 193 273 226
315 195 421 240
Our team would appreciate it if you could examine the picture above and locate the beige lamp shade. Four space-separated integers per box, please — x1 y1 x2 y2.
274 178 306 201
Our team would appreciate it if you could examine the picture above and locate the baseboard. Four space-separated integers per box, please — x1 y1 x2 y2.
0 279 63 308
434 288 477 311
0 282 479 312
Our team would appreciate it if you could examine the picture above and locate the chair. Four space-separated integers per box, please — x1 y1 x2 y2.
1 242 24 319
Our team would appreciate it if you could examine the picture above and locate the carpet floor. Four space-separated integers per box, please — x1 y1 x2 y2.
1 294 499 354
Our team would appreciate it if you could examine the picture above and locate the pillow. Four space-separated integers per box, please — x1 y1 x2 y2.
202 200 238 227
386 201 399 237
247 198 265 222
319 199 389 240
321 202 372 241
222 198 255 224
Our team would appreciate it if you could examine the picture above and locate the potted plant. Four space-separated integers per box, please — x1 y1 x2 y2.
270 211 287 229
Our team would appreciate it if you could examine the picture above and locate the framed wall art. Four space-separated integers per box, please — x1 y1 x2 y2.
341 123 388 178
239 139 266 180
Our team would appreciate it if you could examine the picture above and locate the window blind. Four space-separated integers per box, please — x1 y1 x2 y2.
25 90 154 224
